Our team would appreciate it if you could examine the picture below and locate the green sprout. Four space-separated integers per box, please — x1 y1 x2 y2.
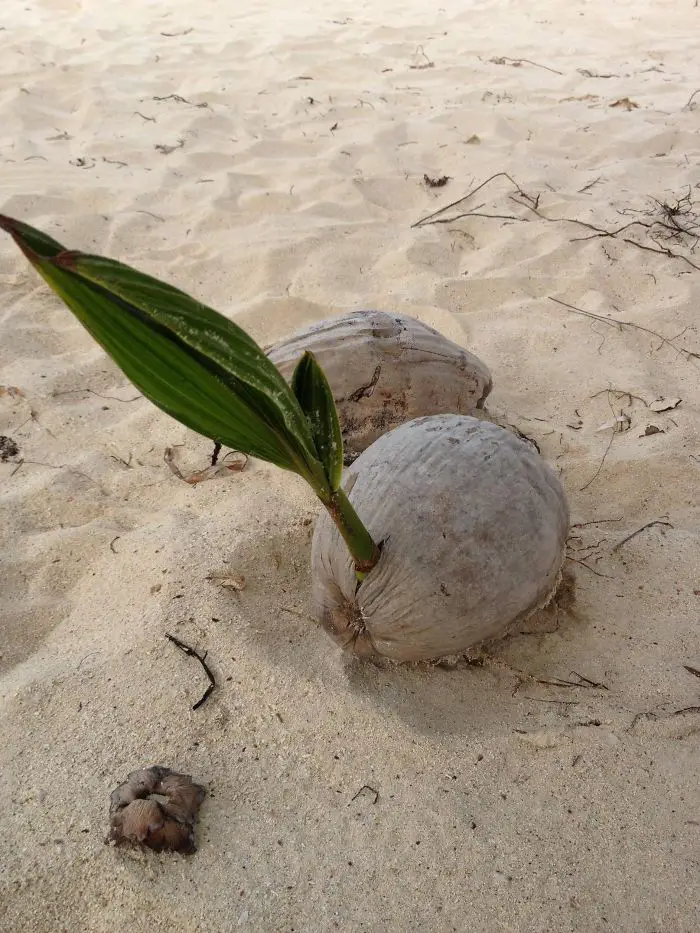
0 215 380 577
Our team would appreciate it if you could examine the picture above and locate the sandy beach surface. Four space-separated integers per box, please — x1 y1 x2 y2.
1 1 699 930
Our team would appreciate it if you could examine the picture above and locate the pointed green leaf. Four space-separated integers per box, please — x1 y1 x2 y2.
0 214 329 488
291 351 343 491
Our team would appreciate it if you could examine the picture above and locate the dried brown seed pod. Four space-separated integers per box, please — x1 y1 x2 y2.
110 799 165 845
157 772 206 825
267 310 493 461
109 765 166 814
108 765 205 854
147 815 197 855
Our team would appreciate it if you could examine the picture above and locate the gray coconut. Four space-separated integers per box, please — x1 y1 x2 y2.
267 310 492 461
311 414 569 662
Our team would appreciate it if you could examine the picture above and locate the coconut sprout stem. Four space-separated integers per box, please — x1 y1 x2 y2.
324 486 380 577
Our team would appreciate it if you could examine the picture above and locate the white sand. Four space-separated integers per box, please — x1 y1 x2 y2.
1 0 699 929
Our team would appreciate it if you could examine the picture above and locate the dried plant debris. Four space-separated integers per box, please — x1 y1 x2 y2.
0 385 25 398
610 97 639 110
206 571 246 591
649 397 681 413
423 174 451 188
108 766 205 854
0 435 20 461
164 445 248 484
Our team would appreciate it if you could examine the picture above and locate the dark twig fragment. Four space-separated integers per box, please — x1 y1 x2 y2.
166 633 217 710
611 520 674 553
351 785 379 804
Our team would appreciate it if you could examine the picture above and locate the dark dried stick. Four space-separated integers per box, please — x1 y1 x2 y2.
683 665 700 681
512 192 700 272
619 236 700 272
571 517 624 528
436 211 527 224
570 671 609 690
549 297 700 360
590 388 649 407
611 520 674 553
414 171 700 274
579 429 615 491
351 785 379 804
491 56 563 75
166 633 216 710
579 176 603 193
682 89 700 111
566 555 608 577
52 387 142 402
521 697 579 705
412 171 532 228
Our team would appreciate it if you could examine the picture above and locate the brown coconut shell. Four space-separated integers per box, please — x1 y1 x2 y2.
311 414 570 662
267 310 492 461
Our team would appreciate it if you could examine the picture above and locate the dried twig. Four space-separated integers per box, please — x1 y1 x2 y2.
571 517 623 528
52 387 142 402
611 520 674 553
549 297 700 360
412 171 532 228
580 429 615 491
424 171 700 272
590 388 649 407
570 671 609 690
682 89 700 111
521 697 579 705
152 93 207 108
566 555 608 577
5 458 103 490
155 139 186 155
579 176 603 194
489 55 563 76
166 633 216 710
409 46 434 70
351 785 379 804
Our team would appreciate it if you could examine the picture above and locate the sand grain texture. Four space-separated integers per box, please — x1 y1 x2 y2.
1 1 699 931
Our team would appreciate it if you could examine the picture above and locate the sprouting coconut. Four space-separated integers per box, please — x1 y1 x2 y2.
311 414 569 662
0 215 570 666
267 310 492 460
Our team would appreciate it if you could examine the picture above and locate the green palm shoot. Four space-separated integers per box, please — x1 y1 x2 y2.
0 215 380 577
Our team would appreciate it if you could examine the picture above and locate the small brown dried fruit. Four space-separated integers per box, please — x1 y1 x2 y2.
108 765 205 854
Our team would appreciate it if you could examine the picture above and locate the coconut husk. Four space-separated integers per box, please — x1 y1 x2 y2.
312 414 570 662
267 310 492 461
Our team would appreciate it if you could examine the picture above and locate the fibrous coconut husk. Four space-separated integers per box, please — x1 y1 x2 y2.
107 765 205 854
267 310 492 461
311 414 570 662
